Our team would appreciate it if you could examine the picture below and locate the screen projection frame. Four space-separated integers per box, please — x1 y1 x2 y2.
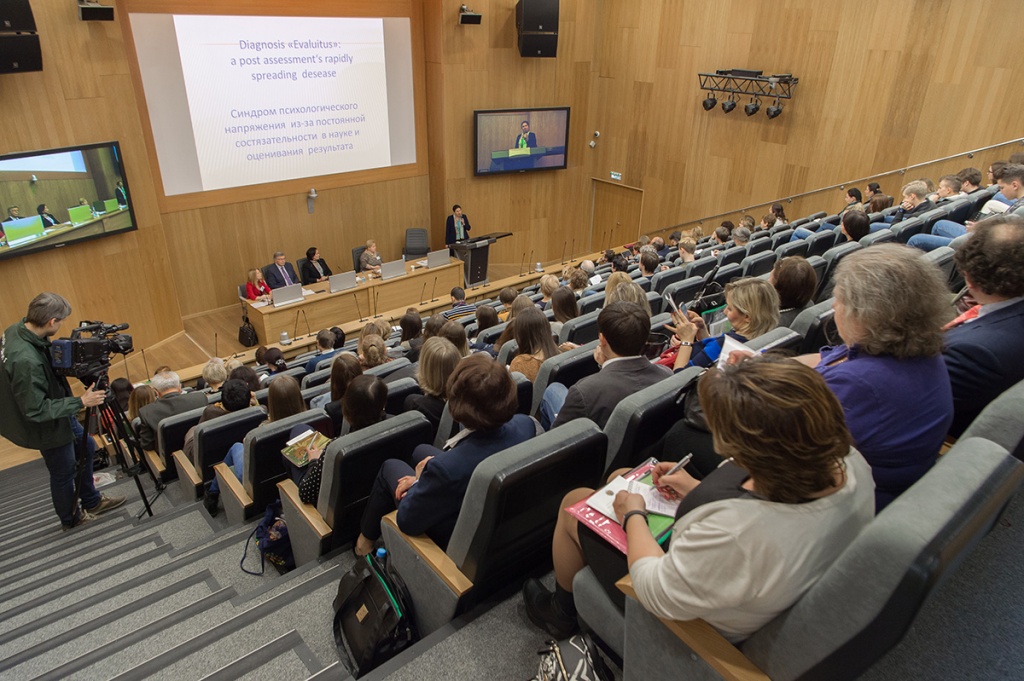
0 140 139 263
473 106 571 177
116 0 429 214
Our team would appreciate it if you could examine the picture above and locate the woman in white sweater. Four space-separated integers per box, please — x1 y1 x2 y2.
523 355 875 641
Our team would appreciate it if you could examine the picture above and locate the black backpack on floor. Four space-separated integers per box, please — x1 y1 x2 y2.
333 552 418 677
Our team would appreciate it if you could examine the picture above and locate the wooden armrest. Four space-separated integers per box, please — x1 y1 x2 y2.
940 435 956 456
616 576 770 681
172 450 203 487
213 462 252 506
144 449 165 474
382 511 473 597
277 479 331 538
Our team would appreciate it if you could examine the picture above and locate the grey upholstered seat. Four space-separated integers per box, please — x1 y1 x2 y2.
651 266 689 295
188 406 267 491
403 228 430 258
790 298 836 355
300 367 332 389
960 378 1024 460
155 405 207 472
662 276 705 311
744 326 803 354
530 340 600 416
364 357 411 379
921 246 956 289
384 376 422 416
578 292 606 316
740 250 776 278
859 228 895 247
558 309 601 345
815 242 862 302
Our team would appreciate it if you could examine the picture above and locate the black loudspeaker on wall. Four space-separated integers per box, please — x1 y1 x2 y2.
515 0 559 58
0 0 42 74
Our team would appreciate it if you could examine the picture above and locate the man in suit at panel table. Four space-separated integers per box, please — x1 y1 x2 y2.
942 214 1024 437
445 204 472 245
541 301 671 430
265 251 299 289
137 370 209 452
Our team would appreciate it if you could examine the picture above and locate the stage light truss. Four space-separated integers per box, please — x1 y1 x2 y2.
698 73 799 100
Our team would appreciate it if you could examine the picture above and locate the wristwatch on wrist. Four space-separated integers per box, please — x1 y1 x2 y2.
621 509 649 528
678 340 694 347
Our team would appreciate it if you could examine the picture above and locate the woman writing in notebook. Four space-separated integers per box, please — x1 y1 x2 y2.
523 356 874 643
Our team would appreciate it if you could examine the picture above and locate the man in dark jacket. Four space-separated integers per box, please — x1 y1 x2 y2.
0 293 125 529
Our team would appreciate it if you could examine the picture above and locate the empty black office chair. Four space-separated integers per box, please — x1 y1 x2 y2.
352 245 367 272
403 228 430 258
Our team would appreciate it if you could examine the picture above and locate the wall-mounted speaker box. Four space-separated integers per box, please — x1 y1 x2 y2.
0 34 42 74
0 0 36 32
516 0 558 58
79 3 114 21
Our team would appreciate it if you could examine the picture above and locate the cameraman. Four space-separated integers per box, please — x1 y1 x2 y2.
0 293 125 530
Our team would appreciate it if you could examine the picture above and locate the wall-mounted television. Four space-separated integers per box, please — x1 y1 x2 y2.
0 141 137 262
474 107 569 176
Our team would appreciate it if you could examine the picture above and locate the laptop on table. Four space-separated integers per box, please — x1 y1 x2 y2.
272 283 304 307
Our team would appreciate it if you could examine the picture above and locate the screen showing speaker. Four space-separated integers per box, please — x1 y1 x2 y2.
127 13 417 197
474 107 569 176
0 141 137 262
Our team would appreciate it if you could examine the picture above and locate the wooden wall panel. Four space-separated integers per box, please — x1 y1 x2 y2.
0 0 181 348
430 0 1024 262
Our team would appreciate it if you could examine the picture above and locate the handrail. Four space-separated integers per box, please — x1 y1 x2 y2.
667 137 1024 231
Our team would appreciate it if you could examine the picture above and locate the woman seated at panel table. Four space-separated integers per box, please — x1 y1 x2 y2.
300 246 333 285
359 239 383 273
245 268 272 303
522 356 874 642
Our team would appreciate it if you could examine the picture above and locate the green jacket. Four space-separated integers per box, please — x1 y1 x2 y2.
0 320 82 449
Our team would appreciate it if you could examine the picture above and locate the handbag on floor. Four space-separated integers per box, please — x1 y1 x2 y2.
531 634 613 681
333 551 418 677
238 313 259 347
240 499 295 575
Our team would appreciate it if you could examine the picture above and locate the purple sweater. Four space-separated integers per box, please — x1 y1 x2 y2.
816 345 953 512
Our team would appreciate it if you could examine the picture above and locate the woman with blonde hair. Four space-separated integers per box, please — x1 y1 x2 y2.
605 281 651 317
604 271 632 299
359 334 389 368
245 268 272 302
538 274 560 310
406 337 462 437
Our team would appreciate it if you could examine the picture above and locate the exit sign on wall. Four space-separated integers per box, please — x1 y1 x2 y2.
610 171 622 181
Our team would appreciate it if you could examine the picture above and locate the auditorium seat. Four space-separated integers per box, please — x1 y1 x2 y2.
382 418 607 636
403 228 430 258
773 240 809 260
364 357 411 379
173 405 268 499
807 210 828 220
711 263 742 287
314 353 341 372
745 237 772 257
650 266 690 295
497 338 519 366
815 242 862 302
511 371 533 415
557 310 601 345
921 246 958 291
301 367 331 390
153 406 207 482
578 435 1023 677
944 198 973 225
717 246 747 268
645 291 663 315
215 409 332 525
279 411 434 566
859 228 895 247
301 384 330 408
662 276 705 311
635 276 652 292
682 257 717 280
805 255 827 288
530 340 600 416
384 377 422 416
805 230 838 258
890 216 926 243
602 367 702 474
960 379 1024 461
791 298 837 354
769 228 796 249
578 292 606 316
740 251 776 278
788 217 810 229
478 321 509 346
745 326 803 354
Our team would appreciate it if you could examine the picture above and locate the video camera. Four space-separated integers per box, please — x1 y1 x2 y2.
51 321 133 381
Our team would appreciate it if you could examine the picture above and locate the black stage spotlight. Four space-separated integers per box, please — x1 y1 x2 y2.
702 95 717 111
721 98 737 113
766 100 783 119
744 98 761 116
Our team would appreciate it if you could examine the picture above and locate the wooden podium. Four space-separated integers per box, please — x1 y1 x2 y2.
450 231 512 287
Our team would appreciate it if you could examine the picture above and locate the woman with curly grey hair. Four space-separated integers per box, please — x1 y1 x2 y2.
806 244 953 511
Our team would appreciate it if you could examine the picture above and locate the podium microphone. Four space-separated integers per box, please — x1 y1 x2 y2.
354 293 367 322
418 281 427 306
430 276 439 302
559 240 567 265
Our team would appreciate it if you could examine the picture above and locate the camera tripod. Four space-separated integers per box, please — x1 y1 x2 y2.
75 372 159 520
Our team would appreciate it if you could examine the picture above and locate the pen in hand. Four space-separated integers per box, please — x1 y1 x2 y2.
656 453 693 499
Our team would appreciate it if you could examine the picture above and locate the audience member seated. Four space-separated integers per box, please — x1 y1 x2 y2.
359 335 390 369
405 337 461 437
550 286 580 337
331 326 347 349
652 237 670 258
602 271 631 299
300 246 333 285
442 287 475 321
470 305 500 354
542 301 670 430
509 307 562 382
259 348 288 384
353 354 538 556
386 315 446 384
305 329 341 374
127 384 157 425
254 347 268 366
867 193 894 213
188 379 253 513
311 353 362 433
865 181 882 204
522 356 874 640
943 215 1024 436
494 296 536 351
771 202 788 226
887 180 935 225
755 213 775 234
200 359 227 393
808 245 952 510
538 275 560 310
396 311 424 361
909 163 1024 252
660 277 779 372
580 259 598 281
497 287 518 321
229 365 261 395
245 268 272 302
568 269 589 298
606 281 652 317
438 321 471 357
840 187 864 217
957 167 984 195
638 251 660 278
929 174 964 205
772 256 818 328
208 375 302 510
359 239 383 273
611 255 629 273
265 251 299 289
676 237 696 265
138 371 209 451
110 377 133 413
792 208 869 243
296 375 388 505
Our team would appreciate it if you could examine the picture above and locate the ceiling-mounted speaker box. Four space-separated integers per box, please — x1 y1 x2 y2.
515 0 558 58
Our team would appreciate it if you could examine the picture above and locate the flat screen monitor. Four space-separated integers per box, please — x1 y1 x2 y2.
474 107 569 176
0 141 137 262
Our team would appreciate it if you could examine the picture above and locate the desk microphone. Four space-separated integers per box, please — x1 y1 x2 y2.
569 237 576 263
418 281 427 305
524 250 534 276
373 290 383 319
517 251 527 278
430 276 438 302
141 348 150 378
559 240 567 265
292 310 302 340
301 309 313 337
354 293 367 322
214 333 218 359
